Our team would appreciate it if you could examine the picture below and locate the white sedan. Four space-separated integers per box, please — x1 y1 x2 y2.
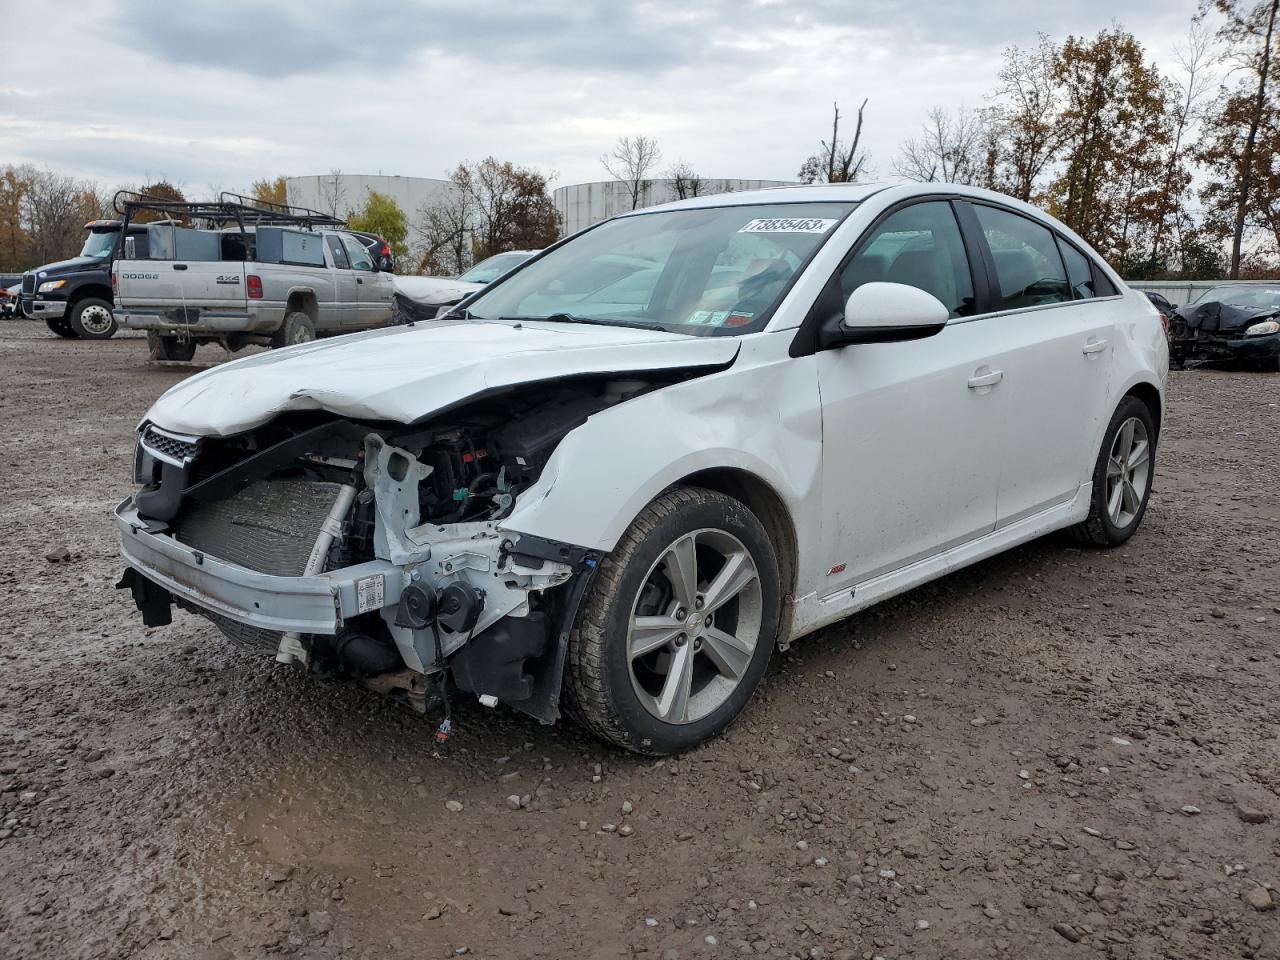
117 182 1167 755
392 250 538 320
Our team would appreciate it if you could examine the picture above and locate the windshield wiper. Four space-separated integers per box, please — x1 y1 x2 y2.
498 313 666 332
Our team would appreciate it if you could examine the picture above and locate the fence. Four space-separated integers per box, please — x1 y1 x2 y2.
1123 278 1279 306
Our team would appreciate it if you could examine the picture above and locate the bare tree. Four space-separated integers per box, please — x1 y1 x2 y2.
601 136 663 209
893 106 989 184
798 100 870 183
414 186 473 275
22 167 102 265
986 35 1063 200
667 161 705 200
318 169 348 219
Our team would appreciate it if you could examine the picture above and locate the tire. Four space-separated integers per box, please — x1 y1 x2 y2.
147 331 196 362
45 317 78 339
68 297 117 339
565 487 781 755
270 311 316 349
1067 396 1157 547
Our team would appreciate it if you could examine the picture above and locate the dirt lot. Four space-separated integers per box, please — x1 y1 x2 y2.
0 322 1277 960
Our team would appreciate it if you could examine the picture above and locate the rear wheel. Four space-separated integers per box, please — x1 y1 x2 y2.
270 311 315 349
1068 396 1156 547
68 297 117 339
147 331 197 362
565 487 780 755
45 317 78 339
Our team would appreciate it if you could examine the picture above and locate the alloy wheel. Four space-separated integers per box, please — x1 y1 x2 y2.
627 528 763 725
1105 416 1150 528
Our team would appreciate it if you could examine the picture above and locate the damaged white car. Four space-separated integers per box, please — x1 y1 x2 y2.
117 183 1168 755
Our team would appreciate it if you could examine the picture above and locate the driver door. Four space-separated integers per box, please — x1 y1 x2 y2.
815 200 1008 593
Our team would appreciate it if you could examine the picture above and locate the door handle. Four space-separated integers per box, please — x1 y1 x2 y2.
173 264 188 271
357 277 364 284
967 369 1004 389
1082 338 1108 355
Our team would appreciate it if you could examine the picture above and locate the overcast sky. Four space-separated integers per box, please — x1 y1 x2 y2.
0 0 1205 195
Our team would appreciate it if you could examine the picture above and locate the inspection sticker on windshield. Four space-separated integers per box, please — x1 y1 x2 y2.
356 574 385 613
738 217 838 234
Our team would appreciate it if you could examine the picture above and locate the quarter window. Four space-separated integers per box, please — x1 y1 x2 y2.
840 201 975 317
1057 238 1096 300
326 235 350 270
974 205 1071 310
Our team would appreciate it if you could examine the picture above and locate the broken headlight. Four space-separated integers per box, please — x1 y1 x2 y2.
1244 319 1279 337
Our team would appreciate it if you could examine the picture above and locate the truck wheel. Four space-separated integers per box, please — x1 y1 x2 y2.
147 332 197 362
68 298 118 339
565 487 781 755
45 317 78 339
270 311 316 349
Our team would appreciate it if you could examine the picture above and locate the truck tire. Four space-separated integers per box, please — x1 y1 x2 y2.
147 331 197 362
45 317 78 339
270 311 316 349
68 297 118 339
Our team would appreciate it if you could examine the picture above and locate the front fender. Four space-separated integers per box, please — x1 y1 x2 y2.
500 333 822 557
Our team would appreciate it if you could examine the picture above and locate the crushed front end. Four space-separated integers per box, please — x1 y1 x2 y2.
113 382 650 723
1169 300 1280 369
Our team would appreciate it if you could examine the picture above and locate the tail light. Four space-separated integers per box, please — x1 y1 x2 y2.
247 274 263 300
111 271 117 295
381 243 392 257
1158 312 1169 336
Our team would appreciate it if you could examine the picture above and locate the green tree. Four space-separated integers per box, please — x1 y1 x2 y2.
347 190 409 260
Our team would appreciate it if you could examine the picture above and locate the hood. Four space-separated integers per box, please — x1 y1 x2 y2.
146 319 739 437
1174 300 1278 333
31 255 104 277
392 275 484 305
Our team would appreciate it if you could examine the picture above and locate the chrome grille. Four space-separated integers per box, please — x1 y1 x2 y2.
140 424 200 466
21 274 33 295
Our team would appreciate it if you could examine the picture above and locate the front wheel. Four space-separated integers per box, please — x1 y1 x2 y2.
566 487 781 755
45 317 78 339
68 297 118 339
1068 396 1156 547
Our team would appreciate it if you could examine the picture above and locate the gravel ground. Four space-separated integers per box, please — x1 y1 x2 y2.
0 321 1277 960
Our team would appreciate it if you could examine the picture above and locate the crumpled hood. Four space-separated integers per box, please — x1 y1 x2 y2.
392 275 484 305
1174 300 1278 333
146 319 739 437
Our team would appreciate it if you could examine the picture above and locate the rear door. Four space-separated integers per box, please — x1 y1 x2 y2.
325 234 359 327
963 203 1117 526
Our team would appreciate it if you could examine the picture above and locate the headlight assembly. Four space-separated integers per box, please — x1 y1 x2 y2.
1244 319 1279 337
37 279 66 293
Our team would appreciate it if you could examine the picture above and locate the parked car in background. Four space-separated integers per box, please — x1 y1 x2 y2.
348 230 395 273
19 220 149 339
392 250 538 321
1168 283 1280 371
117 182 1167 755
1 283 20 318
110 192 396 360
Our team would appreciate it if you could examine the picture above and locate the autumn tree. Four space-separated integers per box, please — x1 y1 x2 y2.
601 136 663 209
799 100 870 183
347 190 409 260
130 180 187 224
0 167 31 271
250 175 288 208
1045 28 1171 265
986 36 1063 200
1197 0 1280 277
893 106 990 185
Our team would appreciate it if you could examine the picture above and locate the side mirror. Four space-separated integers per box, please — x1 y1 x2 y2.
839 282 949 344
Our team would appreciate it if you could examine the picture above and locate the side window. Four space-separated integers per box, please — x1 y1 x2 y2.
1057 238 1095 300
326 235 350 270
839 201 975 317
974 205 1070 310
342 236 374 272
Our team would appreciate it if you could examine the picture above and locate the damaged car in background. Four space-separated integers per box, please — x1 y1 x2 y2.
117 183 1168 755
1168 283 1280 371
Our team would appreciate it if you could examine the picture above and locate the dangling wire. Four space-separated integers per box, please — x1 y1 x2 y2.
431 619 452 743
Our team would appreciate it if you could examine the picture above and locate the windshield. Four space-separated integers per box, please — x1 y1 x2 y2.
465 202 858 335
458 252 534 284
80 229 118 259
1194 284 1280 310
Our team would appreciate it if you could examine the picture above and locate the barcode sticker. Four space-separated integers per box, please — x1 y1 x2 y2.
356 575 386 613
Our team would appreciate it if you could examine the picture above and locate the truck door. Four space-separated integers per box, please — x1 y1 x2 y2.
325 234 359 327
342 235 394 328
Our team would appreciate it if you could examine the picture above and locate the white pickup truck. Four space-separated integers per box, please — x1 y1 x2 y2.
111 192 395 360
